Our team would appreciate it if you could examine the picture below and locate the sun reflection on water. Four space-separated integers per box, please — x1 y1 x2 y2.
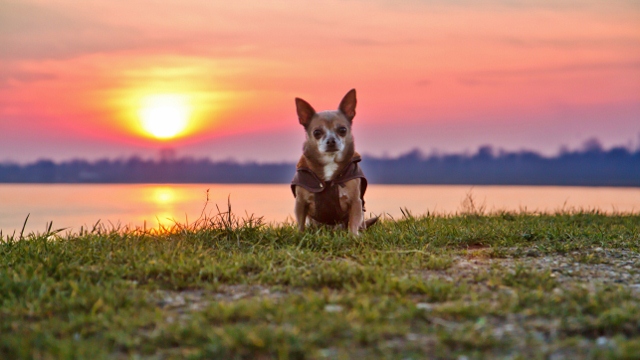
146 186 180 228
152 187 176 205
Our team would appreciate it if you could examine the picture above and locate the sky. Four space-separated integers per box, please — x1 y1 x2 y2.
1 0 639 163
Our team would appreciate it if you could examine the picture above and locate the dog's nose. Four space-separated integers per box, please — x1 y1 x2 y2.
327 137 336 146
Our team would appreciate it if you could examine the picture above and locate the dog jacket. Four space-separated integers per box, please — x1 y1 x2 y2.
291 155 368 225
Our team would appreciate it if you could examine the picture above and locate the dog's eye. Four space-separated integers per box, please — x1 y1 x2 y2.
313 129 322 139
337 127 348 136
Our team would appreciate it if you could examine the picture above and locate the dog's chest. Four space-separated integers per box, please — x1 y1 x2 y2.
323 162 338 180
321 154 341 180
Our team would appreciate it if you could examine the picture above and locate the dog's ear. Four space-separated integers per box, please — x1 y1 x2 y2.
338 89 357 122
295 98 316 128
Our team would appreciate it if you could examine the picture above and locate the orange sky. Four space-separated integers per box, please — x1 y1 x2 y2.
1 0 639 162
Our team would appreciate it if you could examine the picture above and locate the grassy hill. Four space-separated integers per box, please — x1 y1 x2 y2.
2 206 639 359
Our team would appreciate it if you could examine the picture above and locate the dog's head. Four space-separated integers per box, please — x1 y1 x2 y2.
295 89 357 160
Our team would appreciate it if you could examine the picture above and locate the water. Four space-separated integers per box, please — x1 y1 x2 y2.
1 184 638 235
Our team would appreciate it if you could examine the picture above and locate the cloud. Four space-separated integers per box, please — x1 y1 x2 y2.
0 2 144 60
0 70 57 88
456 77 499 87
500 36 640 50
467 61 640 79
0 1 246 61
372 0 639 12
342 38 386 47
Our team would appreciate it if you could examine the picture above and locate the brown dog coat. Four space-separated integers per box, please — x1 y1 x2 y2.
291 155 368 225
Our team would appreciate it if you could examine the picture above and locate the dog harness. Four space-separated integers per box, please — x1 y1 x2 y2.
291 155 368 225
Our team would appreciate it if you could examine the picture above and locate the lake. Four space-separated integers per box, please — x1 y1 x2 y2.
1 184 638 235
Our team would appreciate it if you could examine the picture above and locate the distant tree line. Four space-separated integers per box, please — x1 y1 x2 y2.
363 143 640 186
0 158 292 184
1 141 639 186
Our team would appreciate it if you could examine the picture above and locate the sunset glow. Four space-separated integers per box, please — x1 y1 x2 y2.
0 0 638 162
151 187 176 205
139 95 190 140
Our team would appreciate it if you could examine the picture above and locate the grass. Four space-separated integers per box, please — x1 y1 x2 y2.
1 204 639 359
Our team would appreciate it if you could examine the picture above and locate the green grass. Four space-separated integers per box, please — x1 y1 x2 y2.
1 208 639 359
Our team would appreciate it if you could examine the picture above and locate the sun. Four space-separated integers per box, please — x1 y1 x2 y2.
138 94 191 139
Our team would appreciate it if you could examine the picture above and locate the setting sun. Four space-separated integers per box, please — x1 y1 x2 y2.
139 95 191 139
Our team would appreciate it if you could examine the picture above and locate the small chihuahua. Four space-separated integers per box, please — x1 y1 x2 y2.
291 89 377 235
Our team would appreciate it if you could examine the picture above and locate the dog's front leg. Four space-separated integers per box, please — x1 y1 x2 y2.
294 188 308 232
348 198 364 236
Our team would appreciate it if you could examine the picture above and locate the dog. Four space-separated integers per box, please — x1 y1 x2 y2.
291 89 377 235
